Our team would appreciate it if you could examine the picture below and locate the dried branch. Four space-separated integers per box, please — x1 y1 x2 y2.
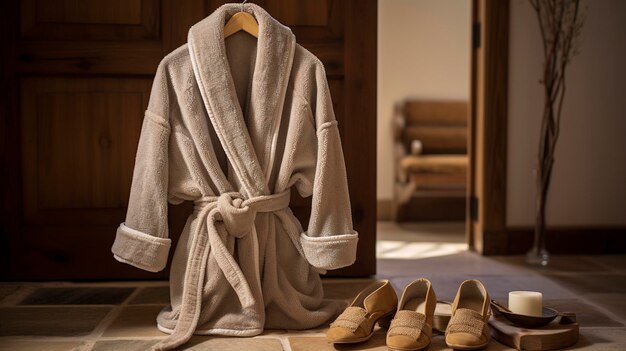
528 0 585 257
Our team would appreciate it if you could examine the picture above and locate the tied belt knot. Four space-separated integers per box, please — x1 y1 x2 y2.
195 192 262 238
153 189 291 351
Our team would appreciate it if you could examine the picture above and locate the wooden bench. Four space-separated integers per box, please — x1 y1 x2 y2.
393 100 469 221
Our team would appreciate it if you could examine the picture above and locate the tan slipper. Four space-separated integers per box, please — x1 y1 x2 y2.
386 278 436 351
326 280 397 343
445 280 491 350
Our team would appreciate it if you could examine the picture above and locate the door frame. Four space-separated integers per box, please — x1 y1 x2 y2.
1 0 20 276
468 0 626 255
467 0 509 254
336 0 378 276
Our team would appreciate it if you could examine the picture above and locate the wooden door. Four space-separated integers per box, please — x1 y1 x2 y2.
1 0 376 280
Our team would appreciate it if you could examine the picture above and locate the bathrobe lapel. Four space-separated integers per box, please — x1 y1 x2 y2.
187 4 296 198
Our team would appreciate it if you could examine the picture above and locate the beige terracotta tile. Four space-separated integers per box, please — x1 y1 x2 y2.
289 326 517 351
128 287 170 305
0 286 36 306
586 255 626 272
544 299 624 327
0 306 111 336
184 336 284 350
584 293 626 323
260 329 288 335
575 327 626 350
377 221 465 244
102 305 165 337
492 255 608 274
378 252 531 278
290 331 387 351
20 287 134 305
91 340 160 351
94 338 283 351
547 273 626 294
429 336 515 350
0 340 85 351
0 285 20 302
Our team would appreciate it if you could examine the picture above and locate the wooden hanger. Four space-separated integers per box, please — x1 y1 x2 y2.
224 0 259 38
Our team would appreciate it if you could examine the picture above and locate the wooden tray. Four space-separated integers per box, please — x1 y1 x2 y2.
489 313 579 350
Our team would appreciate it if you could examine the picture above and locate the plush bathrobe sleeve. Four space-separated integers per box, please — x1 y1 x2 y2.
111 63 172 273
299 63 359 271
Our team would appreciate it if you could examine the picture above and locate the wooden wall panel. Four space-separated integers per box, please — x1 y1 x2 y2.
21 0 160 41
270 0 343 41
36 0 142 25
6 0 177 279
267 0 329 26
21 78 150 225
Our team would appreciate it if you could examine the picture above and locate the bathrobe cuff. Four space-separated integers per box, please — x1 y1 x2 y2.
111 223 171 272
299 232 358 270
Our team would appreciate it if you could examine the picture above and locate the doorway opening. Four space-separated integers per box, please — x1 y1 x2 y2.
377 0 472 259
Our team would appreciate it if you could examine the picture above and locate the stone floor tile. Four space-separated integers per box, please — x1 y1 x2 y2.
491 255 609 274
0 286 36 306
289 331 515 351
322 279 376 301
260 329 288 335
574 327 626 350
544 299 624 327
0 306 111 336
91 339 161 351
128 287 170 305
183 336 284 350
0 285 20 302
377 241 468 260
0 340 85 351
19 287 134 305
378 252 530 278
377 221 465 243
584 293 626 323
102 305 165 337
546 273 626 294
586 255 626 272
289 330 387 351
95 338 283 351
428 336 515 350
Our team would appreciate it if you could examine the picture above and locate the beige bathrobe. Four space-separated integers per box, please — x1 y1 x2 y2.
111 3 358 351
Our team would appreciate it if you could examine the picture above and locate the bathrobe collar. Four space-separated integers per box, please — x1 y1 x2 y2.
188 3 296 198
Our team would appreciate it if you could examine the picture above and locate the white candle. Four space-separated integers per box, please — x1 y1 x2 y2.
508 291 543 317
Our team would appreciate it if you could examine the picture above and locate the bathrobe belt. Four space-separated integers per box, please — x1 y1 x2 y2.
153 189 292 351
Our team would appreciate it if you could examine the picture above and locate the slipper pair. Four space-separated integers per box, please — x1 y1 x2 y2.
326 279 491 351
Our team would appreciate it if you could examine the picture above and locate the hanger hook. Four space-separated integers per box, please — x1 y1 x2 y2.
241 0 247 12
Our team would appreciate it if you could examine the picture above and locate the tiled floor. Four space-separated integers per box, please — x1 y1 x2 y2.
1 222 625 350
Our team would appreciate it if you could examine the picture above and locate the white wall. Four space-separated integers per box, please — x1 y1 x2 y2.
508 0 626 226
377 0 471 200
